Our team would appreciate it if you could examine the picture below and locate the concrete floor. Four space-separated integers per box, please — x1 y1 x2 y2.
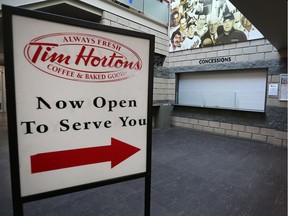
0 113 287 216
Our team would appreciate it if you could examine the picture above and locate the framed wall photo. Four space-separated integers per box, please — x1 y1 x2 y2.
280 74 288 101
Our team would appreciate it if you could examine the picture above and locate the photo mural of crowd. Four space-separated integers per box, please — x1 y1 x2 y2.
169 0 264 52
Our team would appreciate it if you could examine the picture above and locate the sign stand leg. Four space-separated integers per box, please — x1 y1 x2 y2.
13 200 23 216
144 174 151 216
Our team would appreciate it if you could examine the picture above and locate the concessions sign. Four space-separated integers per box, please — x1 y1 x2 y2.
3 6 154 215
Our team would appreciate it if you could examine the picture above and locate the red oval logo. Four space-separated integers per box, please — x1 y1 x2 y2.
24 32 142 82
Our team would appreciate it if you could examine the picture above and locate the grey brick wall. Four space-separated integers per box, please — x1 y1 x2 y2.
99 11 287 147
169 39 286 67
171 115 287 148
165 38 287 147
101 11 169 67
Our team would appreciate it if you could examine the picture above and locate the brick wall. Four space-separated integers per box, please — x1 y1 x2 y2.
171 116 287 148
167 38 287 147
99 10 287 148
100 11 169 67
168 39 285 67
153 77 175 104
100 11 175 104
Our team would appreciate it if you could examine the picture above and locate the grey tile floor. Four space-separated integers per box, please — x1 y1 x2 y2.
0 113 287 216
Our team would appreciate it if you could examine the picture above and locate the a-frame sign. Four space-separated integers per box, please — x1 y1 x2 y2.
3 5 153 216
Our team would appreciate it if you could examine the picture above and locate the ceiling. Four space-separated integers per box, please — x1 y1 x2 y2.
35 3 102 23
230 0 287 51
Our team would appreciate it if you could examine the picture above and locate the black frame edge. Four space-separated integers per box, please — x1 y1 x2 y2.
3 5 154 216
2 5 24 216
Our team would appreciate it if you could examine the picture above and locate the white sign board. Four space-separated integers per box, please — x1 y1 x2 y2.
5 10 153 198
268 83 278 96
280 74 288 100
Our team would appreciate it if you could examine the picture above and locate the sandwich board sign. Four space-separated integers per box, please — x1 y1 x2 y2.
3 5 154 215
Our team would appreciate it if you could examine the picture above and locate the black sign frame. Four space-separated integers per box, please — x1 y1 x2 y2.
3 5 154 216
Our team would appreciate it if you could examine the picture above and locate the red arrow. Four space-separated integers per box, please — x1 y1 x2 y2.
30 138 141 173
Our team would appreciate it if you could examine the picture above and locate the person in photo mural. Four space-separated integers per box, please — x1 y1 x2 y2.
240 17 263 40
168 0 261 51
170 0 181 12
170 10 182 36
169 0 207 51
232 10 243 31
185 0 204 18
215 12 247 45
214 0 230 19
182 23 201 49
179 16 189 38
194 13 208 38
201 14 224 47
169 29 184 52
170 10 181 29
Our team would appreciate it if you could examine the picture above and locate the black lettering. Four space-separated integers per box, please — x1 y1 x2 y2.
119 116 129 127
119 100 126 108
36 97 51 109
199 57 232 65
21 121 36 134
104 120 112 128
59 119 70 132
129 119 137 126
72 122 81 130
93 97 105 108
128 100 137 108
138 118 147 126
92 121 102 128
108 100 117 112
36 124 48 133
84 122 91 130
69 100 84 108
56 100 67 109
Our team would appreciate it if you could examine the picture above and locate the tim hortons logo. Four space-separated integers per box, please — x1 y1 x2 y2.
24 32 143 82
